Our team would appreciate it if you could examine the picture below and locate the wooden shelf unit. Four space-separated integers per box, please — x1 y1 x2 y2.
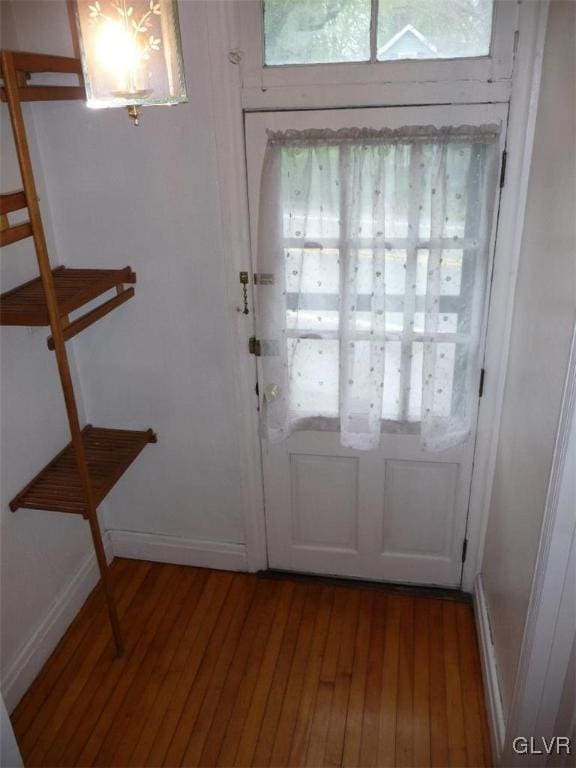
0 265 137 347
1 49 156 655
0 265 136 324
10 426 157 515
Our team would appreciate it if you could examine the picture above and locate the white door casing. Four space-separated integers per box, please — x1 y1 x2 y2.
246 104 507 587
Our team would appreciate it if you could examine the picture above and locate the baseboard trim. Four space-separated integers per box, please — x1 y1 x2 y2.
474 574 506 761
2 530 247 712
109 529 248 571
1 532 113 713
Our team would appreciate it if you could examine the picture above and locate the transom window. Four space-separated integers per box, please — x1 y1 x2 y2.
263 0 495 66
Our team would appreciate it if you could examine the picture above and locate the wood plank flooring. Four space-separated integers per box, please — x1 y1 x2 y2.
11 559 492 767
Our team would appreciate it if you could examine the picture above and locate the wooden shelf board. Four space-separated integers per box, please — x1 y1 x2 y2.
1 50 85 103
0 190 27 214
3 51 82 75
10 426 157 515
0 221 32 246
0 265 136 326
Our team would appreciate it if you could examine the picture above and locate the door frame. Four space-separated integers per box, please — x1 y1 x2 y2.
203 0 550 589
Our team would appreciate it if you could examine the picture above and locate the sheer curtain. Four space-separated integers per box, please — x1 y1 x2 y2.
256 126 500 451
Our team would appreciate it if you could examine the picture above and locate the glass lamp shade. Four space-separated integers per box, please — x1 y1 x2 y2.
74 0 187 109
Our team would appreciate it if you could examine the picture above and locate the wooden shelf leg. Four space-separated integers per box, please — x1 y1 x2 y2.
87 511 124 657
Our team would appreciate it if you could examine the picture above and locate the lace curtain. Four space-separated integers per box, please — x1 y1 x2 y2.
256 126 500 451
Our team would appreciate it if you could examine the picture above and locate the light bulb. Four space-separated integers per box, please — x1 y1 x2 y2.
95 18 143 95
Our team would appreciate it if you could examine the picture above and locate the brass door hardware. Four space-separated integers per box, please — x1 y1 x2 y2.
239 271 250 315
249 336 261 356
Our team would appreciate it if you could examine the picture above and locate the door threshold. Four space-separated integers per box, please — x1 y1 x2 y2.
257 568 471 603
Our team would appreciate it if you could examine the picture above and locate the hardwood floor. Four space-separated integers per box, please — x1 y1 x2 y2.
11 559 492 767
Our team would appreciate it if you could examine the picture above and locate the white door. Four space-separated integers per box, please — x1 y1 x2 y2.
246 105 506 587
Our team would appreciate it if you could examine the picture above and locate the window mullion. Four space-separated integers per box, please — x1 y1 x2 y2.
338 144 351 417
370 0 379 63
400 144 423 421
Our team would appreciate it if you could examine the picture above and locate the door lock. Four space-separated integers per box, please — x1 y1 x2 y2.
238 271 249 315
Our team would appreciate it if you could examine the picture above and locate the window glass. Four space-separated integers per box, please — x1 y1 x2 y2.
263 0 494 66
377 0 493 61
288 338 339 416
282 145 340 238
263 0 371 65
381 342 402 420
274 131 493 428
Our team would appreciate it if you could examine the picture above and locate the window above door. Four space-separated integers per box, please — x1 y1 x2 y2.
238 0 518 110
263 0 494 66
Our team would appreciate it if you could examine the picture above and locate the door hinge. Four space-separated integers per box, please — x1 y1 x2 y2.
479 368 485 398
499 150 507 188
249 336 261 356
254 273 274 285
461 538 468 563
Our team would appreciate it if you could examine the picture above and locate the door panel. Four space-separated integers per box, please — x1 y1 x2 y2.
262 429 474 585
290 454 359 551
382 460 459 557
246 105 507 586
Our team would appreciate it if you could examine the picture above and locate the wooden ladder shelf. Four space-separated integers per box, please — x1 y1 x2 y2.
1 50 157 656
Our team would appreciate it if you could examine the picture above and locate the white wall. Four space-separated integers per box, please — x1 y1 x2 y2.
1 0 249 708
551 637 576 767
4 0 247 546
497 336 576 766
481 0 576 722
1 693 23 767
0 0 98 709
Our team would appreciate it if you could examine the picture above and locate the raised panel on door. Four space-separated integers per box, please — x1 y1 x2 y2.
290 453 359 552
378 459 463 585
382 459 458 557
263 432 373 577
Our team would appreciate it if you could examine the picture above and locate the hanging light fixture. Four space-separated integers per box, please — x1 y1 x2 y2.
74 0 187 124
